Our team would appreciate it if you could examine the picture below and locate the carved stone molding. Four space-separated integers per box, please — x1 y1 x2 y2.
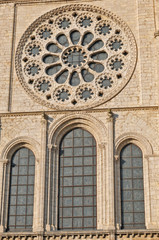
154 30 159 38
114 155 119 161
98 142 107 149
0 159 9 165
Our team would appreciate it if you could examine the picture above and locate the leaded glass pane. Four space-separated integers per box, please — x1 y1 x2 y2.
73 207 83 216
73 218 82 228
74 167 83 175
63 187 72 196
63 197 72 206
63 218 72 228
73 187 82 196
7 147 35 231
74 176 82 185
120 143 145 229
59 128 96 230
74 157 82 166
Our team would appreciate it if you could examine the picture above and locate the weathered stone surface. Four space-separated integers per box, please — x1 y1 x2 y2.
0 0 159 238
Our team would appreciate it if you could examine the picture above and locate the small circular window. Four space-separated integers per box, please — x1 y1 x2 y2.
16 4 137 110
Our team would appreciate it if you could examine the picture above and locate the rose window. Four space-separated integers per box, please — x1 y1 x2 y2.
16 4 137 110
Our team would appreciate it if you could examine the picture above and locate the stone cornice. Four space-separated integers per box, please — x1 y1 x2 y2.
0 0 97 4
0 230 159 238
0 106 158 118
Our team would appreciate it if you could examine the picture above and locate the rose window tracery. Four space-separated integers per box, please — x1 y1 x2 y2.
15 4 137 110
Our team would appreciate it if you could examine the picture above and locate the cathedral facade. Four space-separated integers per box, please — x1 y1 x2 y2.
0 0 159 240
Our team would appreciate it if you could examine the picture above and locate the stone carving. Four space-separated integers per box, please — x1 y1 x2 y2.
15 4 137 110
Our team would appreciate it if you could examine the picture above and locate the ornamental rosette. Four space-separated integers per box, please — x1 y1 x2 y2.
15 4 137 110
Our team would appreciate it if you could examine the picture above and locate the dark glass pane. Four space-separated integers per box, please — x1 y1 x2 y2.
73 197 82 206
84 166 92 175
63 218 72 228
69 72 80 86
59 128 96 230
121 157 131 168
121 179 132 189
63 197 72 206
84 147 93 155
43 54 59 64
120 144 145 229
89 63 104 73
19 166 28 175
122 202 133 212
133 179 143 189
133 168 143 178
84 197 93 205
63 177 72 186
134 202 145 212
88 40 104 51
132 158 143 167
63 208 72 217
74 129 83 137
134 190 144 200
121 168 132 178
8 148 35 231
84 218 93 227
84 186 93 195
63 167 72 176
57 34 69 47
74 148 83 156
134 213 145 223
121 144 131 157
84 207 93 216
74 138 83 146
46 64 61 76
91 51 108 60
63 187 72 196
74 177 82 185
73 218 82 228
81 69 94 82
64 148 73 156
70 30 80 44
84 138 92 146
73 187 82 196
73 207 82 216
74 157 82 166
74 167 82 175
84 156 93 165
56 70 68 84
82 32 94 46
63 158 73 166
123 213 133 223
132 144 143 157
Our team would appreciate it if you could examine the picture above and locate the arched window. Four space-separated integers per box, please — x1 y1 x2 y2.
58 128 96 230
7 147 35 231
120 143 145 229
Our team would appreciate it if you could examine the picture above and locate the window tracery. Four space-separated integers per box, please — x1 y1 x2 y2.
15 4 137 110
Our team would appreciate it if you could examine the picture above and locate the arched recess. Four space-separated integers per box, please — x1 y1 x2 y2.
48 114 107 146
115 132 153 230
0 137 40 233
1 136 40 161
46 113 111 231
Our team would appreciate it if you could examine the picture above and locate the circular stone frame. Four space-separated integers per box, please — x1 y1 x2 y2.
15 4 137 110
